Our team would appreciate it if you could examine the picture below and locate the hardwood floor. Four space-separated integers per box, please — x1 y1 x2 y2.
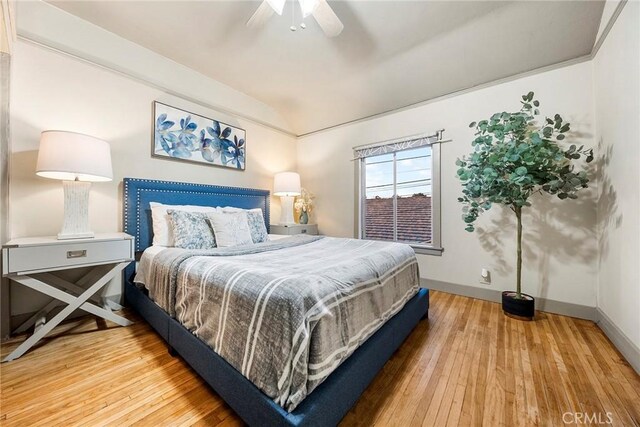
1 291 639 426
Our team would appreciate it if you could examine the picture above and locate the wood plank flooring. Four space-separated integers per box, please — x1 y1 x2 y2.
1 291 639 426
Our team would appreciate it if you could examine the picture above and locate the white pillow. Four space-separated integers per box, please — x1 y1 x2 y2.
207 211 253 248
220 207 269 243
150 202 218 246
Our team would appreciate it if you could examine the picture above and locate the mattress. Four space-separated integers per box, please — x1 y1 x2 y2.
135 235 419 411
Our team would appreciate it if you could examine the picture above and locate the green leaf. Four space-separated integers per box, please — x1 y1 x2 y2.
456 92 593 232
530 133 542 144
483 167 496 176
515 166 528 176
469 121 477 128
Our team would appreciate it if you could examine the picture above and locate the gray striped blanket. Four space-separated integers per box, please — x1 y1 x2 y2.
141 235 419 411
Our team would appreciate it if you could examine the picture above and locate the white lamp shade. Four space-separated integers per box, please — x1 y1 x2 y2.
36 131 113 182
273 172 301 196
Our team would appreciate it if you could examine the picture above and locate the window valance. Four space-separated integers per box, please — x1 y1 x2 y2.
352 129 444 160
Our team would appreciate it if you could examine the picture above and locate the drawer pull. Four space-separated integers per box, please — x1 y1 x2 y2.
301 229 307 234
67 250 87 259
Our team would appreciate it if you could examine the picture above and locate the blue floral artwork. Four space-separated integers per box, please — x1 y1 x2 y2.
153 102 246 170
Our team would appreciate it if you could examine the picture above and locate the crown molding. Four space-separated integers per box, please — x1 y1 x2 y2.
590 0 628 59
14 0 631 140
297 54 592 138
19 36 298 139
299 1 630 139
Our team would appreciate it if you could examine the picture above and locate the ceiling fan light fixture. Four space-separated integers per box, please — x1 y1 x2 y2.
247 0 342 38
266 0 286 15
298 0 319 18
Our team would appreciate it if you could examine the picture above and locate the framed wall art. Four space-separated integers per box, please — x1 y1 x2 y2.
152 101 246 170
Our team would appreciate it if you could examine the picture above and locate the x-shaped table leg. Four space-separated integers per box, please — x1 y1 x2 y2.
3 262 131 362
12 266 126 334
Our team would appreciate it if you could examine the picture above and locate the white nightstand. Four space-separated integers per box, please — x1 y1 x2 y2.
1 233 134 362
270 224 318 236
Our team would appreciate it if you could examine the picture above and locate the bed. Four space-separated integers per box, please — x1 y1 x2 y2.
123 177 429 426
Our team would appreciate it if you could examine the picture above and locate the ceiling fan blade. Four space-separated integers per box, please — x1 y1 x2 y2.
299 0 319 18
246 0 275 28
311 0 343 37
266 0 286 15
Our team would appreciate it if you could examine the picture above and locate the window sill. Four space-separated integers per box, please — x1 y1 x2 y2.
411 245 444 256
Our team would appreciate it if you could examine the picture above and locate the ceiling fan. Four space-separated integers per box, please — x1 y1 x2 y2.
246 0 344 37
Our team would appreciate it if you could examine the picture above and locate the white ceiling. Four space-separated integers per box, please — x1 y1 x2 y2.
48 0 604 135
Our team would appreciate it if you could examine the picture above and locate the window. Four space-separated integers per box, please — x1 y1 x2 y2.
356 135 442 255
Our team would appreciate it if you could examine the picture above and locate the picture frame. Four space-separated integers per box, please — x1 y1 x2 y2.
152 101 246 171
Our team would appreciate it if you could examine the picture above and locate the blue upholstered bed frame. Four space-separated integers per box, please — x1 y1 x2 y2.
122 177 429 427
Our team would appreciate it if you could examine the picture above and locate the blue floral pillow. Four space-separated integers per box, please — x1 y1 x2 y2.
168 210 216 249
246 209 269 243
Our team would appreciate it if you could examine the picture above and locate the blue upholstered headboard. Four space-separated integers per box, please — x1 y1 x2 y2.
123 178 270 253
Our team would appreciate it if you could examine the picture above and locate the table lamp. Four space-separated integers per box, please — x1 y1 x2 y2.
273 171 301 225
36 131 113 240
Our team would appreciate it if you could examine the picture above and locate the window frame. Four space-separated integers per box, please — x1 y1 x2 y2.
356 143 443 256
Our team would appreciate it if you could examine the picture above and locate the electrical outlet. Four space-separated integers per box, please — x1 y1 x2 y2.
480 268 491 285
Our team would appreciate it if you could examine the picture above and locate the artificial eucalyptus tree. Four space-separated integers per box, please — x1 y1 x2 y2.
456 92 593 300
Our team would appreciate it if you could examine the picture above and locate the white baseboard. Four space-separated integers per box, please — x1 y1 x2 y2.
595 308 640 375
422 278 597 320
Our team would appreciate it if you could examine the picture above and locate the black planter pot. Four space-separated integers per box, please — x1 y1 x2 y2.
502 291 535 320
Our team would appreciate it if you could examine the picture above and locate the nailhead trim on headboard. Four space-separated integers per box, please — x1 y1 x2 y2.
123 177 271 253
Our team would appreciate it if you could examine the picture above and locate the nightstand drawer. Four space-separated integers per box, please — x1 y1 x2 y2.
295 225 315 235
270 224 318 235
5 239 133 275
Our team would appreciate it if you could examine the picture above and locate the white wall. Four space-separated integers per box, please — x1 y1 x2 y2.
593 1 640 349
298 62 598 307
8 40 297 315
16 0 292 134
9 1 633 344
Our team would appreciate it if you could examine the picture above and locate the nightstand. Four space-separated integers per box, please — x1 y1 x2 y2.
1 233 134 362
270 224 318 236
